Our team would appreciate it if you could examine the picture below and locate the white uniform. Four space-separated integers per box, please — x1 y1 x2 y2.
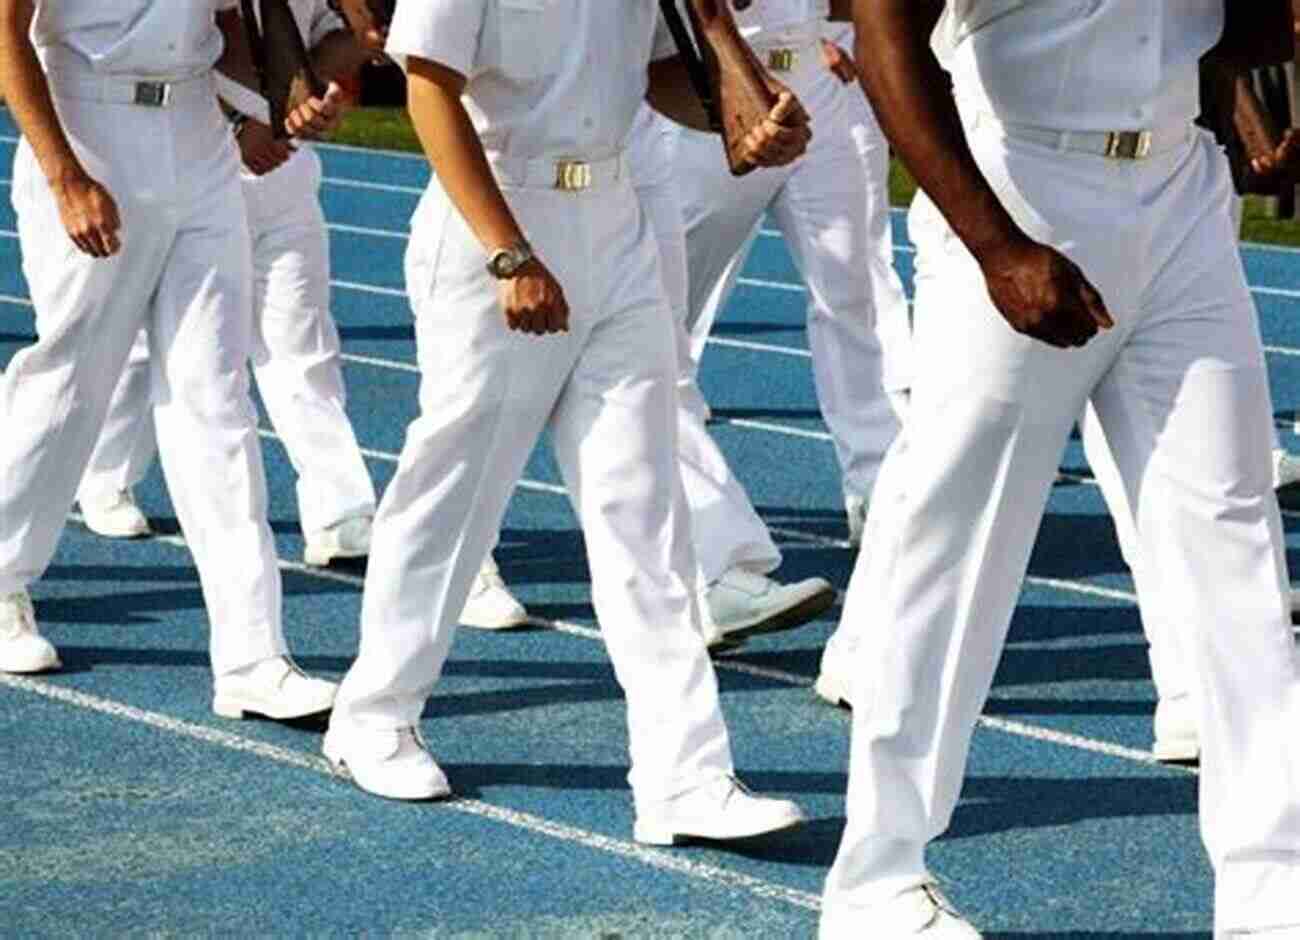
77 0 378 538
2 0 287 676
822 2 1300 934
330 0 737 806
626 105 780 582
672 3 911 509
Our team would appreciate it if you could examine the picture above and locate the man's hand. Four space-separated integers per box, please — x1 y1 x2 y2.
284 81 347 138
738 89 812 168
820 39 856 83
52 171 122 258
237 119 296 175
498 259 570 336
978 237 1113 349
1250 126 1300 184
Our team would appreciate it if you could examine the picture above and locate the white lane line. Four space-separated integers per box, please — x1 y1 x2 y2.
323 175 423 197
0 671 821 911
707 337 812 359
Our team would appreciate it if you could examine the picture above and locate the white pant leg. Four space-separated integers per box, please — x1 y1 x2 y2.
675 125 790 355
77 328 157 505
244 148 376 535
0 133 171 594
769 72 905 501
1092 139 1300 932
549 178 734 802
630 112 780 582
145 98 286 677
1079 404 1194 704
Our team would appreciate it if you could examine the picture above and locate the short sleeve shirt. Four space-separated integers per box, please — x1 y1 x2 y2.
733 0 831 40
935 0 1223 131
386 0 670 162
31 0 236 78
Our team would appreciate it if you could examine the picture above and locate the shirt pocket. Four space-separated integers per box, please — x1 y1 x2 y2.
946 0 1101 44
496 0 565 81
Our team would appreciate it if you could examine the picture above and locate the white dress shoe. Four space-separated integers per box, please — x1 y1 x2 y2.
460 557 528 630
633 775 805 845
212 656 337 720
1274 448 1300 494
0 591 60 674
845 493 868 548
820 884 983 940
323 722 451 801
1152 693 1199 763
303 515 372 567
702 568 835 647
80 489 151 539
814 637 857 709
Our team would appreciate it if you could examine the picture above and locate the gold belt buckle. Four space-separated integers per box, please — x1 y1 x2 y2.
133 81 171 107
555 160 592 192
1104 130 1152 160
767 48 797 72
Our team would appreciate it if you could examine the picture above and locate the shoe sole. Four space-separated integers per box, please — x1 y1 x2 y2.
302 546 369 568
0 654 61 674
322 742 453 802
459 611 531 631
1152 738 1200 764
633 809 805 846
717 586 837 644
83 522 152 540
212 695 335 721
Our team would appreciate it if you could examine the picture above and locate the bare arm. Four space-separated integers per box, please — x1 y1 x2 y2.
405 56 567 335
646 56 714 131
850 0 1111 348
0 0 121 256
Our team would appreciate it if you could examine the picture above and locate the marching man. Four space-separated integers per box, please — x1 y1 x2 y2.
821 0 1300 936
0 0 337 722
322 0 817 846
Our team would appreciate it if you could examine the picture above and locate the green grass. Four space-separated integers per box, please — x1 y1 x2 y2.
332 106 1300 248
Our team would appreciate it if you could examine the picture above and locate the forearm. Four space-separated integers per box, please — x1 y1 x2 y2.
852 0 1023 260
407 59 521 252
0 0 85 184
646 57 713 132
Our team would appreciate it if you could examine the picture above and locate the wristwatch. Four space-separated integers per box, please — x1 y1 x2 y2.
485 240 534 279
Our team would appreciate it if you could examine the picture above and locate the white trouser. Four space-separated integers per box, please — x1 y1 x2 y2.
77 146 377 535
1079 191 1284 709
628 108 779 583
331 167 734 805
673 50 911 503
823 123 1300 933
1 72 285 675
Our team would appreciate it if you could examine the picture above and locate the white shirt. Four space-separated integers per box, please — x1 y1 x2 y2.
386 0 676 163
31 0 237 79
249 0 346 51
734 0 830 40
936 0 1223 131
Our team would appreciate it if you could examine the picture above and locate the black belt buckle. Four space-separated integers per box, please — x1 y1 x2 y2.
133 81 170 108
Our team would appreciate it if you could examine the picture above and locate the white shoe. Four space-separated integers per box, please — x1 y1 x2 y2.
0 591 60 674
1152 693 1199 763
80 489 151 539
303 515 372 567
460 557 528 630
814 638 856 709
702 568 835 647
845 494 868 547
820 884 983 939
323 721 451 801
633 775 805 845
1274 448 1300 494
212 656 337 720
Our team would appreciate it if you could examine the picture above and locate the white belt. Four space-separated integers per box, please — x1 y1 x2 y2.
45 69 211 108
970 112 1191 161
488 153 627 192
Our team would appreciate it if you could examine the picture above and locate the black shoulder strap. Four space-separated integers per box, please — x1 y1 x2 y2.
659 1 723 133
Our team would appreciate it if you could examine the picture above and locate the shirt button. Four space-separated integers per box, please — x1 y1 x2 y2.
583 117 594 128
1137 35 1150 46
